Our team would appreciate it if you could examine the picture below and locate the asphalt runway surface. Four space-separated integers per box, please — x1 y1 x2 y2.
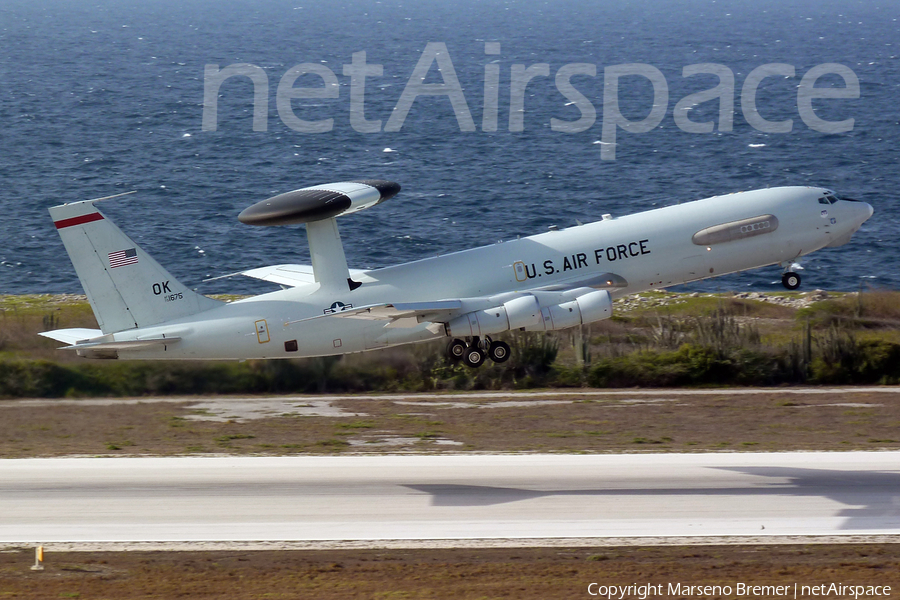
1 452 899 547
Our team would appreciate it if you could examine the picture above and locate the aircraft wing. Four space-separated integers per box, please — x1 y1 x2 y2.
284 272 627 328
287 300 463 328
283 271 625 329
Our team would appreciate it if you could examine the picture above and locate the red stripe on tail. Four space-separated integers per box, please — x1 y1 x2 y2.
54 213 104 229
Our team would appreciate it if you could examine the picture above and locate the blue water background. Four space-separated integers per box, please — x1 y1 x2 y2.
0 0 897 296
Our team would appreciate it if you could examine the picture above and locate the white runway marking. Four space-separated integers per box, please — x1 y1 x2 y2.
1 452 898 547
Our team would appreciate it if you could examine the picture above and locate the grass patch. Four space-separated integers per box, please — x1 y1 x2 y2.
336 420 377 430
105 440 134 450
213 434 255 442
316 439 350 447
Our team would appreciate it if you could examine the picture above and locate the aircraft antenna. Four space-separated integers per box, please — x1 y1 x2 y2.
85 190 138 203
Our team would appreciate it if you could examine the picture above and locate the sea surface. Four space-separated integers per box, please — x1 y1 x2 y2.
1 0 898 296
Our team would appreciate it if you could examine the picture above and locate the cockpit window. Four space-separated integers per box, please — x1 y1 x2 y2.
822 192 861 203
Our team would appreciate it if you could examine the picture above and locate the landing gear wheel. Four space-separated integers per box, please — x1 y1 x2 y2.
462 347 486 368
488 340 511 363
447 339 467 361
782 271 801 290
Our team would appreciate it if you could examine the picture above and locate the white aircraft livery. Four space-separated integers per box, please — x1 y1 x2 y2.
42 181 873 367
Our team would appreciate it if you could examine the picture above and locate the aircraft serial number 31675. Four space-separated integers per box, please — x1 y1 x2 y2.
42 180 873 368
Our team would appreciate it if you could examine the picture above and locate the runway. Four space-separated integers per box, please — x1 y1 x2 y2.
1 452 899 547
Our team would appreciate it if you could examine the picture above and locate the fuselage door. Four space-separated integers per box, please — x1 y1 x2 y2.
255 319 270 344
513 261 528 282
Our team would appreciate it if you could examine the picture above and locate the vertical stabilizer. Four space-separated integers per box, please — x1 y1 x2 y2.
49 197 222 334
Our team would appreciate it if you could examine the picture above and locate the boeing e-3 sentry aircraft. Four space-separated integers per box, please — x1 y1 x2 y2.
41 181 873 367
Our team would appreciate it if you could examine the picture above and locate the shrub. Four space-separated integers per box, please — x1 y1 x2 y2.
587 344 783 388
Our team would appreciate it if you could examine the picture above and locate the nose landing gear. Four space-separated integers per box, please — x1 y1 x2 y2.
780 260 803 290
782 271 802 290
447 336 512 368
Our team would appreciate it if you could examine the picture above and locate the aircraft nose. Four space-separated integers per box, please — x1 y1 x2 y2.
857 202 874 225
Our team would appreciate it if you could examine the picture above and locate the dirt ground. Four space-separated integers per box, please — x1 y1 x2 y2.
1 545 897 599
1 389 899 457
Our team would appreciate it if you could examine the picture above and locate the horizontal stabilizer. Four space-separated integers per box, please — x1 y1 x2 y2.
39 328 104 345
41 328 180 351
237 264 370 287
61 337 181 351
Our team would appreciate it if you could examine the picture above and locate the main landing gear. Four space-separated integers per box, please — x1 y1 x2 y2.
780 261 803 290
447 336 511 368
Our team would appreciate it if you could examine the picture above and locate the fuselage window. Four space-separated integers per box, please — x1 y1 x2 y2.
739 220 770 234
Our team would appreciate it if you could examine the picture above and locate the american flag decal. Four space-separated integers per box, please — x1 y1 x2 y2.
108 248 138 268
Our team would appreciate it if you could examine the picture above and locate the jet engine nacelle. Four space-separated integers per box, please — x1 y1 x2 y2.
523 289 612 332
446 290 612 337
446 295 543 338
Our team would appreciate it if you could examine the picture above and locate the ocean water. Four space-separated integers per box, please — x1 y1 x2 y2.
1 0 897 297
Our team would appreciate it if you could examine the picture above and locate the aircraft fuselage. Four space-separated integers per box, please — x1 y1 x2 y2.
86 185 871 361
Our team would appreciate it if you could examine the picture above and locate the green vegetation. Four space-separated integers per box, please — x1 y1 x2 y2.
1 291 900 398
